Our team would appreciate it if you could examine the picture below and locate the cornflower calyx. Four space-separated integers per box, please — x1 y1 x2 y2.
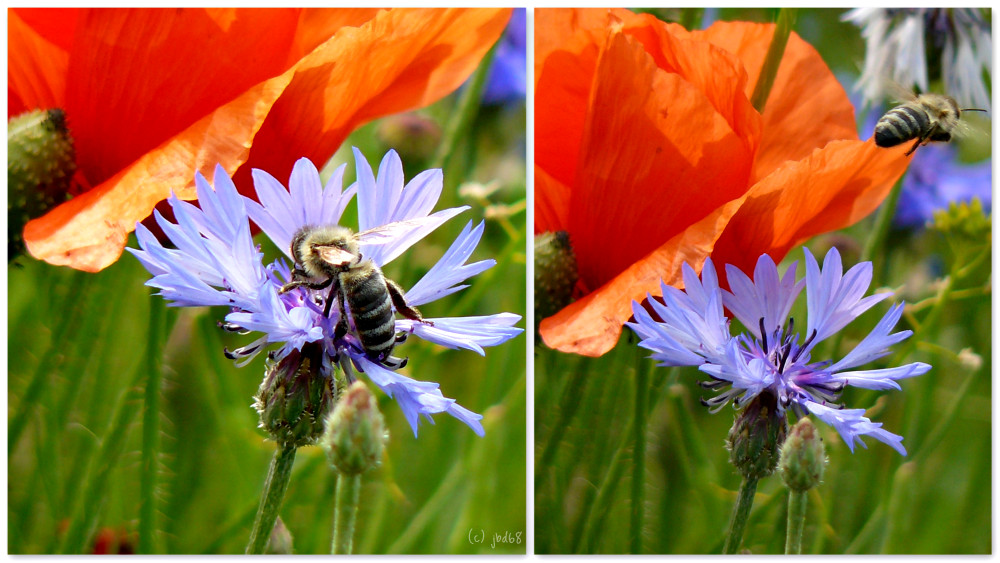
255 342 338 448
628 246 931 455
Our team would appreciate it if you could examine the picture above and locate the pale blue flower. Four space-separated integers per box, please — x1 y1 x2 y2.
844 8 991 112
482 8 526 105
894 143 992 229
130 148 522 437
628 247 930 455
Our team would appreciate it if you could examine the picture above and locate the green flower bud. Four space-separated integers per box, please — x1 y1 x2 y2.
375 112 442 163
322 381 387 475
8 108 77 260
726 392 788 481
534 231 578 332
779 417 827 492
254 343 337 448
930 197 991 244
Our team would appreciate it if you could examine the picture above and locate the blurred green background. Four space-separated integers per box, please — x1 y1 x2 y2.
535 8 991 555
8 59 527 553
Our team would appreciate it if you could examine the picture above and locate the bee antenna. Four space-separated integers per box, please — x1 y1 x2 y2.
962 108 988 113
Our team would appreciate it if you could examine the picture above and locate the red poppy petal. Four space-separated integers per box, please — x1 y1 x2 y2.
8 9 70 115
64 8 305 185
695 21 859 184
23 72 294 272
535 166 571 235
712 139 911 276
569 29 758 291
540 195 748 357
235 8 512 195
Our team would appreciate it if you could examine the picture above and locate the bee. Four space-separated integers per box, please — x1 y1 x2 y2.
874 92 986 156
279 220 434 370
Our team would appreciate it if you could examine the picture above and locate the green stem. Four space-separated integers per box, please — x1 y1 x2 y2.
59 380 144 553
138 299 167 553
9 270 93 455
246 444 298 554
332 473 362 554
678 8 705 31
630 357 649 554
860 177 904 269
536 368 588 492
750 9 797 114
579 420 633 553
722 476 759 554
785 490 808 554
431 37 499 171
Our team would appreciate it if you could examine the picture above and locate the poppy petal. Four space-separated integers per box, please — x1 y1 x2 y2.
695 22 859 183
568 29 758 291
8 9 70 115
713 139 912 276
540 196 748 356
24 73 294 271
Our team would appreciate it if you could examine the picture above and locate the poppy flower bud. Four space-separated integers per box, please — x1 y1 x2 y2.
8 108 76 260
254 343 337 448
726 392 788 481
534 231 578 332
779 417 827 492
322 381 387 475
376 113 442 164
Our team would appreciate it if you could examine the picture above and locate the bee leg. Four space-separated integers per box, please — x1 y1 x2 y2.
394 332 408 344
337 353 357 384
323 278 343 318
379 354 408 370
904 138 922 156
385 278 434 326
280 273 333 294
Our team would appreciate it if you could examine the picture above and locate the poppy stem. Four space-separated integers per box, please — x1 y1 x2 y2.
679 8 705 31
138 298 174 553
629 348 650 553
432 32 500 172
860 176 904 282
246 443 297 554
750 9 798 114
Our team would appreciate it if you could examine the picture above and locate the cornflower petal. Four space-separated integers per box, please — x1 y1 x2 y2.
397 314 523 356
225 286 324 351
804 247 891 349
723 256 804 339
805 402 906 455
357 357 485 436
631 246 928 455
246 159 355 258
353 147 469 266
404 221 495 307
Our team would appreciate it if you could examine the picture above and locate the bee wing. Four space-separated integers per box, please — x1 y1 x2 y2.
355 216 445 246
313 245 356 267
881 79 918 104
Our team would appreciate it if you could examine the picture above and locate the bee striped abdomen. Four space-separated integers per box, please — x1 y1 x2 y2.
875 104 929 148
342 264 396 356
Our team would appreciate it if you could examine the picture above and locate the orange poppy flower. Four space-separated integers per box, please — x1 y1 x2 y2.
535 8 912 357
9 7 512 272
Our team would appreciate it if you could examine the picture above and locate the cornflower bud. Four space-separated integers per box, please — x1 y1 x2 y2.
779 417 827 492
322 381 387 475
727 392 788 481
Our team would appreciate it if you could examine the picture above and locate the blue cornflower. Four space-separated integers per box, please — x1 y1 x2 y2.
844 8 992 112
894 143 992 229
482 8 526 105
129 148 522 437
628 247 930 455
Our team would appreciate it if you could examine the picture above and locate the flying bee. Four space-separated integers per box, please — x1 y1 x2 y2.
279 219 436 371
874 92 987 156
